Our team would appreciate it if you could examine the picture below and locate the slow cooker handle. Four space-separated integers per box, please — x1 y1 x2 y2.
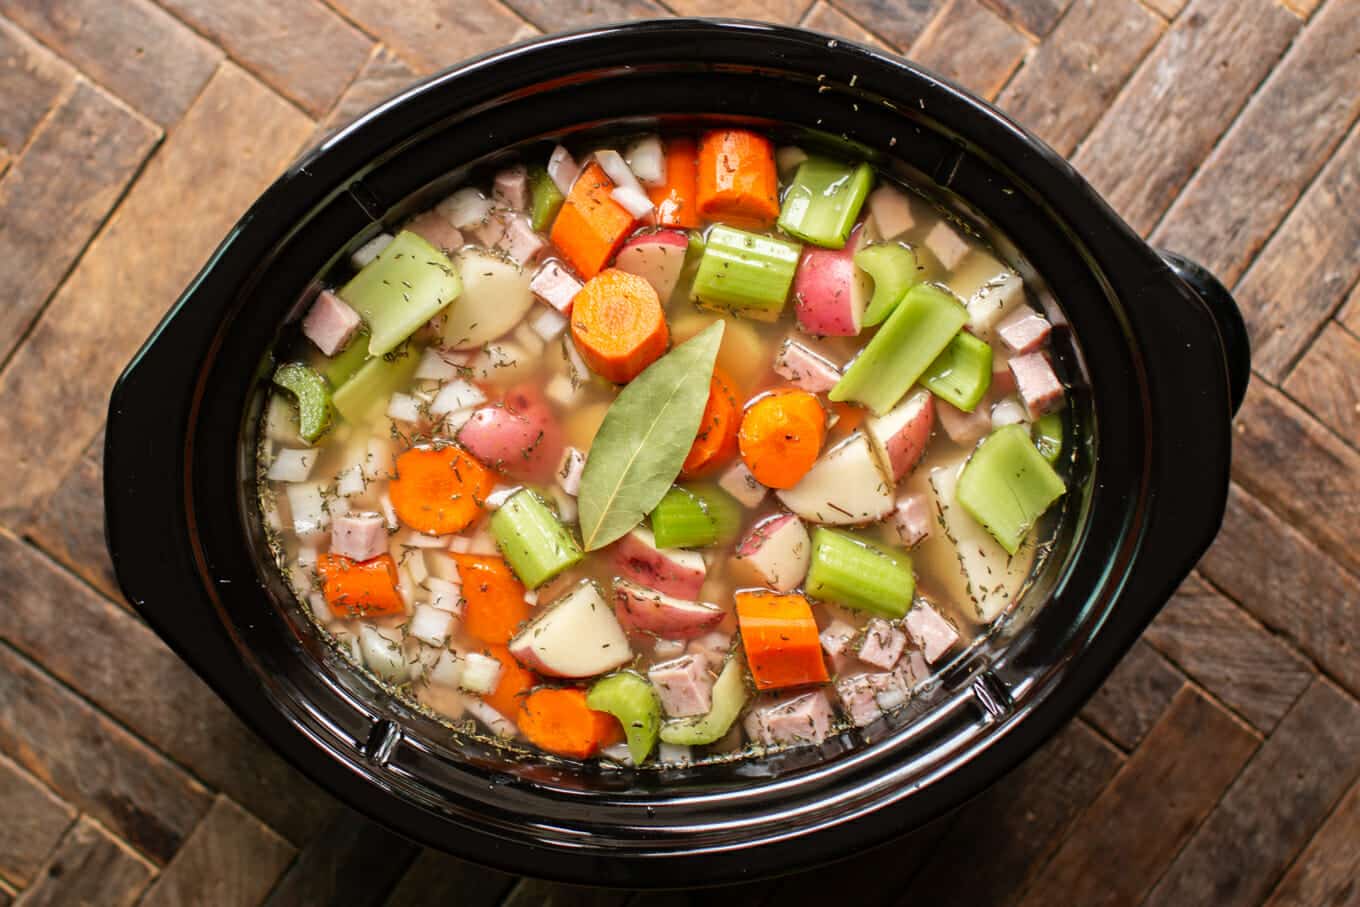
1156 250 1250 415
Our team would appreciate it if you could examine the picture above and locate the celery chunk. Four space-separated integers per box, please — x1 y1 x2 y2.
331 343 420 424
649 484 742 549
529 165 564 233
1033 413 1063 464
491 489 584 588
271 363 333 443
957 424 1065 555
693 226 800 321
587 671 661 764
922 330 993 412
855 242 919 326
777 159 873 249
805 528 914 618
322 326 371 387
338 230 461 358
658 655 749 746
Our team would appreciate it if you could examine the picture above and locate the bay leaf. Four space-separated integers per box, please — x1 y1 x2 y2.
578 321 725 551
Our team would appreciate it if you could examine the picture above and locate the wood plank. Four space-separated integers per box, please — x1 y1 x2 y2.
1284 322 1360 445
156 0 373 116
1280 0 1322 17
665 0 813 24
502 0 669 31
906 720 1124 906
0 753 75 887
1079 639 1185 750
1231 121 1360 381
0 63 312 521
1342 280 1360 336
263 810 419 907
801 1 892 49
1140 0 1187 19
0 79 159 366
1151 0 1360 286
1201 483 1360 699
1263 777 1360 907
0 645 212 863
1145 575 1314 732
982 0 1074 36
1230 382 1360 576
0 531 337 845
0 17 75 153
1016 687 1258 907
997 0 1163 156
910 0 1032 100
1143 679 1360 907
825 0 946 49
311 46 416 146
0 879 11 906
0 0 222 127
327 0 529 74
382 848 516 907
140 796 296 907
16 817 155 907
501 880 632 907
25 429 120 602
1070 0 1298 235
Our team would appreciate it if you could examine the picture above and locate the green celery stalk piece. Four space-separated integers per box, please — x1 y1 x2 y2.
805 528 915 618
529 165 565 233
331 343 420 424
855 242 919 326
491 489 583 588
587 671 662 764
922 330 993 412
338 230 461 358
271 363 333 443
692 225 800 321
1033 412 1063 464
777 159 874 249
957 424 1066 555
830 283 968 414
322 326 371 387
649 484 742 549
659 654 749 746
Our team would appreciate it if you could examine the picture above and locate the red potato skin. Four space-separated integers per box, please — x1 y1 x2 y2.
455 385 563 482
793 243 864 337
613 580 725 639
614 229 689 301
869 391 935 481
609 532 706 599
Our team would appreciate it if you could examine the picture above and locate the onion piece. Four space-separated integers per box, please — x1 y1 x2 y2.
625 134 666 187
437 187 494 229
547 145 579 195
610 184 654 219
267 448 316 483
594 149 645 195
465 698 518 738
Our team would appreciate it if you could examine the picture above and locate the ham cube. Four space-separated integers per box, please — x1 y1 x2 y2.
330 512 387 561
648 654 713 718
857 618 907 670
834 671 911 727
530 260 584 314
937 399 992 446
892 493 932 547
996 305 1052 355
773 338 842 393
302 290 362 357
744 691 836 746
495 213 545 266
405 211 463 253
686 631 732 670
1010 352 1064 420
493 165 529 210
819 619 856 658
991 350 1018 396
905 602 959 663
718 460 768 509
867 184 913 240
924 220 971 270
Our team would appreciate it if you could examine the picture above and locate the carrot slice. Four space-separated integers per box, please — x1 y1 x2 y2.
737 389 827 489
516 687 623 759
388 446 494 536
697 130 780 229
828 400 867 443
735 590 829 690
647 136 699 229
549 160 637 279
481 644 536 717
316 553 404 619
681 368 740 477
569 268 670 384
453 554 530 645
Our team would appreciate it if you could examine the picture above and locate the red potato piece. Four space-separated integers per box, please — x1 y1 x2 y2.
793 241 871 336
614 578 725 639
609 527 707 599
614 229 689 302
776 433 895 526
734 513 811 593
508 580 632 678
865 389 935 481
455 385 563 482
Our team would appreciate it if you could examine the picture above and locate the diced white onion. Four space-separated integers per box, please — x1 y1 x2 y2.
512 321 545 356
624 134 666 187
379 492 399 530
610 184 654 219
449 535 473 553
465 699 517 738
529 306 568 341
399 529 452 549
437 187 494 229
523 589 538 606
426 576 464 614
556 447 585 497
659 743 692 764
306 591 328 622
285 483 330 539
407 547 429 585
267 448 316 483
443 407 475 433
600 742 633 765
430 378 485 416
545 373 578 408
653 638 686 659
336 464 366 497
428 650 465 688
350 232 393 270
561 333 589 385
991 397 1029 428
484 486 521 511
366 437 396 479
414 348 465 381
594 149 645 195
297 545 319 569
550 487 577 525
359 625 407 681
386 392 422 423
264 395 301 443
547 145 579 195
776 146 808 178
459 652 502 694
467 532 498 555
409 603 455 646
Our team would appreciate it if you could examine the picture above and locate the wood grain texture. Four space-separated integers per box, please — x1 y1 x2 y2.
16 817 155 907
827 0 946 49
997 0 1163 156
0 753 75 887
1071 0 1298 234
0 63 312 521
983 0 1074 36
1341 280 1360 336
502 879 633 907
1284 322 1360 444
502 0 670 30
1080 639 1185 750
311 45 416 146
1263 777 1360 907
383 849 517 907
758 818 953 905
1016 687 1258 907
1144 679 1360 907
0 18 75 153
263 811 419 907
156 0 373 116
1140 0 1187 18
1145 575 1314 732
906 720 1124 906
0 79 159 366
327 0 528 74
25 429 120 601
665 0 813 23
0 0 222 126
910 0 1032 99
1152 0 1360 286
1200 483 1360 699
801 1 892 49
139 796 296 907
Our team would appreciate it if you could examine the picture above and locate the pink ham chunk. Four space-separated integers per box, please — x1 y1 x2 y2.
686 631 732 670
857 618 907 670
937 399 992 446
867 184 913 240
905 602 959 663
530 260 584 314
495 214 545 266
818 618 859 675
1010 352 1064 420
405 211 463 253
892 493 932 547
773 338 842 393
996 305 1052 355
330 512 387 562
493 165 529 211
302 290 362 357
648 654 713 718
834 671 911 727
744 691 836 746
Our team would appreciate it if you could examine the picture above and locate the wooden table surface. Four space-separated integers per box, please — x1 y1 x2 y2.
1 0 1357 903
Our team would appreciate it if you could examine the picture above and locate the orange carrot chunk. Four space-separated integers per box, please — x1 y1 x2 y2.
696 130 780 229
735 590 830 690
388 446 494 536
317 553 404 619
570 268 670 384
681 368 740 477
453 554 530 646
738 389 827 489
517 687 623 759
481 644 537 718
549 161 637 279
647 136 700 229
